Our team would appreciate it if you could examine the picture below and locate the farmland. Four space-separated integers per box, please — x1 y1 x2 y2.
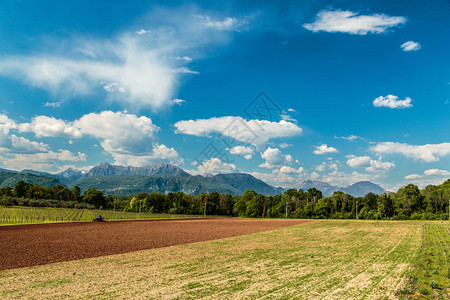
0 206 204 225
2 220 447 299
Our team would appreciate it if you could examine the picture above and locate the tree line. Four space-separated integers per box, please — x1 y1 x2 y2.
1 179 449 220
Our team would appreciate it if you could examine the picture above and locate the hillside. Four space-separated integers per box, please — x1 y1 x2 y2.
0 171 64 188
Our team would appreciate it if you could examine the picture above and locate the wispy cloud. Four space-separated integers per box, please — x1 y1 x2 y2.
43 101 61 108
401 41 421 51
303 9 406 35
0 9 245 110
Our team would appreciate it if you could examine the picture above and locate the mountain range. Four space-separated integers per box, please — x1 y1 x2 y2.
299 180 385 197
0 162 385 197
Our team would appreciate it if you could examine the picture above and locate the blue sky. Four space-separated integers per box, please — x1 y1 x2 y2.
0 0 448 190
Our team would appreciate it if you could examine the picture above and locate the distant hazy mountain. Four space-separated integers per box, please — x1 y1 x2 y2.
0 168 16 173
341 181 384 197
299 180 384 197
299 180 338 196
0 171 63 188
55 168 84 184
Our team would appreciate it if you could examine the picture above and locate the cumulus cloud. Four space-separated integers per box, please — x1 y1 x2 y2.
346 155 395 173
174 116 302 149
259 147 293 169
373 95 412 109
404 169 450 187
401 41 421 51
0 150 87 173
229 145 255 159
371 142 450 162
111 144 183 166
316 161 338 172
313 144 339 155
273 166 304 174
74 111 158 154
196 157 237 175
303 9 406 35
19 116 82 139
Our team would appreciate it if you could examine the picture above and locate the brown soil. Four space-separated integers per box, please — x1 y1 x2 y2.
0 218 309 271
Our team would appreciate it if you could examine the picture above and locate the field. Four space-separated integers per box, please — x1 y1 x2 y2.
0 206 205 225
0 218 307 270
2 219 447 299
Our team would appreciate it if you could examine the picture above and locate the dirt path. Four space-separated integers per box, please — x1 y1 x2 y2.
0 218 309 270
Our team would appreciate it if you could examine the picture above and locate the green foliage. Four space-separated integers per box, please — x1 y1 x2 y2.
1 179 449 219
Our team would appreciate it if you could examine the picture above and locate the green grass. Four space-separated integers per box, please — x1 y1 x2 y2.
0 206 206 225
0 220 426 299
400 222 450 299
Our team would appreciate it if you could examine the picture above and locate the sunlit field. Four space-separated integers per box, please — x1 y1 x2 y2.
2 220 448 299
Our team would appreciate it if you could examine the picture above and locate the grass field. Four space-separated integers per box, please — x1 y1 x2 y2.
2 220 447 299
0 206 205 225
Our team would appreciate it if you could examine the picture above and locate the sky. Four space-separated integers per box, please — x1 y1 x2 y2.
0 0 448 191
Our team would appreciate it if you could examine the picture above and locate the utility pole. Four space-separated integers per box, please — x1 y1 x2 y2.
356 199 358 220
203 195 208 218
285 199 288 219
114 186 119 211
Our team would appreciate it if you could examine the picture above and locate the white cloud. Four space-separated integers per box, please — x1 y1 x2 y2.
136 29 150 35
43 101 61 108
0 9 242 110
371 142 450 162
102 82 126 93
74 111 182 166
373 94 412 109
0 150 87 173
174 116 302 149
346 155 395 173
175 56 192 62
19 116 82 139
335 134 363 141
279 142 292 148
287 108 296 112
404 169 450 187
198 15 244 31
196 157 237 175
229 145 255 159
303 9 406 35
9 135 48 153
171 98 186 106
280 113 296 122
111 144 183 166
313 144 339 155
74 111 158 154
316 161 338 172
273 166 304 174
424 169 450 176
346 156 371 168
259 147 293 169
401 41 421 51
